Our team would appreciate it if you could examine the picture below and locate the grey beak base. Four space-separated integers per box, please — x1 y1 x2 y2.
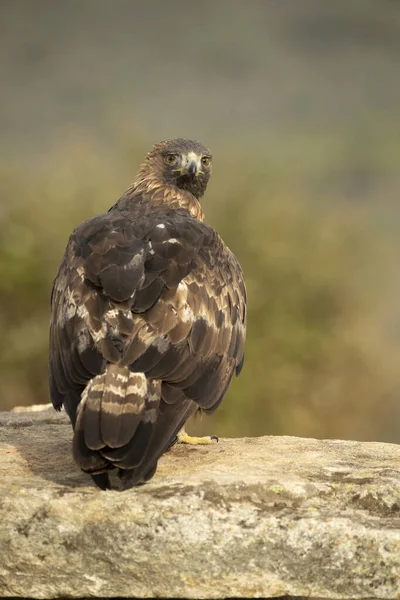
186 160 197 177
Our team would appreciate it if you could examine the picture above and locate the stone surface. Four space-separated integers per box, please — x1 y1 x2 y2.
1 408 400 599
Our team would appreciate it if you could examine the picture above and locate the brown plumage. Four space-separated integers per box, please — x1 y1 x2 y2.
49 138 247 490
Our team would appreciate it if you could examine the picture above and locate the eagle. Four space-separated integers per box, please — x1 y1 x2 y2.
49 138 247 490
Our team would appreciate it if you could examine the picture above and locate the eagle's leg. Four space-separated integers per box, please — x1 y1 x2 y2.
174 427 219 446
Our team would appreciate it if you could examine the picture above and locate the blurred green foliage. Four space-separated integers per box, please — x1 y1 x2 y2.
1 0 399 442
0 133 399 443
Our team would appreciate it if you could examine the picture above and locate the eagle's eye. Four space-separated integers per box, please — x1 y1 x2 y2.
165 153 179 165
201 156 211 168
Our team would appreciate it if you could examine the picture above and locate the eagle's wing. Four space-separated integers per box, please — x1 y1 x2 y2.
50 207 246 483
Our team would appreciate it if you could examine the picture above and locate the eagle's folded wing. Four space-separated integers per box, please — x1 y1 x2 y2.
50 208 246 479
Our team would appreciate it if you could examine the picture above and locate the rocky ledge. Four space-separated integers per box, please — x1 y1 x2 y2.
0 406 400 599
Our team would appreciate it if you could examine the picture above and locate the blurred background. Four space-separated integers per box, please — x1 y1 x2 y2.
1 0 400 442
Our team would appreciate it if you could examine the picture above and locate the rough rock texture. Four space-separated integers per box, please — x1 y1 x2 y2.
1 407 400 599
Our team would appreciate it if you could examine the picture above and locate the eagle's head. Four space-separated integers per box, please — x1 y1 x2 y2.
143 138 212 199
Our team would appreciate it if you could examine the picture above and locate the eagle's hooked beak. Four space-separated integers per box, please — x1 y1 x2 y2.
184 152 201 177
186 160 198 177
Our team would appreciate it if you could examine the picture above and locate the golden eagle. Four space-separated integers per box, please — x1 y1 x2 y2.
49 139 247 490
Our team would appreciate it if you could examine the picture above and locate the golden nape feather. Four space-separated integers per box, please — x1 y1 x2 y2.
49 138 247 490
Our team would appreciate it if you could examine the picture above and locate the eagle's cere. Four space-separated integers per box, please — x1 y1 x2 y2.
49 138 247 490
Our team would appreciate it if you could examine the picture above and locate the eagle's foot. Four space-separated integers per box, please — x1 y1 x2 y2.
176 430 219 445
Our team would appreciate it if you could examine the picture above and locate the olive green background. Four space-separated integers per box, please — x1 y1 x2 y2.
1 0 400 442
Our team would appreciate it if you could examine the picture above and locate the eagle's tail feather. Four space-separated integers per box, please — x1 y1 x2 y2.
73 365 160 483
90 472 111 490
117 397 198 489
100 420 155 467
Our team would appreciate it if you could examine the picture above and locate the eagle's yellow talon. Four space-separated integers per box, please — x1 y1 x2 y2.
176 431 219 445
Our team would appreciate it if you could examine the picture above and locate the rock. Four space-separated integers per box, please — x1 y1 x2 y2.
11 403 53 413
0 408 400 599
